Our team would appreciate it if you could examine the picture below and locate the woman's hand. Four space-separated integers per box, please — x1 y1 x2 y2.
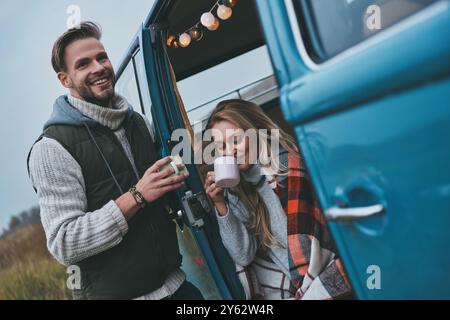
204 171 228 216
204 171 225 203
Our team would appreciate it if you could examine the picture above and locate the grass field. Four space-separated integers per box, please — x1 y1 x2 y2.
0 224 71 300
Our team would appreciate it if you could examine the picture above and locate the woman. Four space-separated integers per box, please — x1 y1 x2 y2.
203 99 352 300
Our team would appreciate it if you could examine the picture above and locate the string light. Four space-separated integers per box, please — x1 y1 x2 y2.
189 26 203 41
166 35 180 49
167 0 237 49
222 0 237 8
200 12 216 29
217 5 232 20
179 33 191 47
207 17 220 31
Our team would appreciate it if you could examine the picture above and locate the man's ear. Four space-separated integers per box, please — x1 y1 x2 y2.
57 72 72 89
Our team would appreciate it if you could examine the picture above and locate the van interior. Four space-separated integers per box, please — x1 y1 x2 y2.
165 0 296 142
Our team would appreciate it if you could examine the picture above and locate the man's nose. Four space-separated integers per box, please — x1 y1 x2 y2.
91 60 106 73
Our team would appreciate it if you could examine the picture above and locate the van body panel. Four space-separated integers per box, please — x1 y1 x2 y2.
256 0 450 299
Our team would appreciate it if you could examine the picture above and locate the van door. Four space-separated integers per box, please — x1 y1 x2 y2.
256 0 450 299
114 21 246 298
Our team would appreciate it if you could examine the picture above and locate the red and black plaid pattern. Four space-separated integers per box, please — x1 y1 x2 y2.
275 153 353 299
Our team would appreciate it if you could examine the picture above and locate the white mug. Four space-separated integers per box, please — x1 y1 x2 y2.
214 156 240 188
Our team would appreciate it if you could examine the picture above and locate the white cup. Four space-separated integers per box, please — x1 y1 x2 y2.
214 156 240 188
160 155 189 177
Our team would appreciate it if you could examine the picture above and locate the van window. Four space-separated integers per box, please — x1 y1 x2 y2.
116 60 143 114
134 50 156 140
134 51 153 115
294 0 437 62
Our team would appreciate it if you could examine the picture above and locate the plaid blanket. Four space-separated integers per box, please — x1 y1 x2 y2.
238 153 353 300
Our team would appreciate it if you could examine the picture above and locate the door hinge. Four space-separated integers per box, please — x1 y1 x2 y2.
149 22 168 44
181 190 211 228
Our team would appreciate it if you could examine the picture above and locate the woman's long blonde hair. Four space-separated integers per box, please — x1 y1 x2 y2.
205 99 299 251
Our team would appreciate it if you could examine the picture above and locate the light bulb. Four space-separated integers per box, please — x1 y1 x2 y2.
222 0 237 8
207 18 220 31
166 35 175 47
201 12 216 28
171 37 180 49
189 27 203 41
179 33 191 48
217 5 232 20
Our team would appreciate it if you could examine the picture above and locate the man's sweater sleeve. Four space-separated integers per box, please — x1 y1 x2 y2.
216 198 258 267
29 137 129 266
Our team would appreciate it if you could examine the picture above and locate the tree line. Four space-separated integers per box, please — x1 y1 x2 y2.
0 206 40 240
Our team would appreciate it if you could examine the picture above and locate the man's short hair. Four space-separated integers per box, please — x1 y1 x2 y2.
51 21 102 73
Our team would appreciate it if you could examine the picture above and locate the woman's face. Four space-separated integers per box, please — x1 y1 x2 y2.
211 120 253 172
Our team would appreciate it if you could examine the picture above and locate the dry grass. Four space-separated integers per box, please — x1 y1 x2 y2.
0 224 71 300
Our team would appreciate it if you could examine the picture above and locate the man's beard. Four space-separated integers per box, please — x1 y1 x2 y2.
73 72 116 107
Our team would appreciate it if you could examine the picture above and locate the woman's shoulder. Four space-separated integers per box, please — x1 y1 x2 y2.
277 148 302 171
278 149 289 169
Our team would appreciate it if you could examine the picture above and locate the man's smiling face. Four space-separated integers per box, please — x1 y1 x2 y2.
58 37 115 107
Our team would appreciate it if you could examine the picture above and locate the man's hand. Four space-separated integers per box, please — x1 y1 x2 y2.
135 156 188 202
116 156 188 221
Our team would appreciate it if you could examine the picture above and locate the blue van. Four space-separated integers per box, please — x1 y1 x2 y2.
114 0 450 299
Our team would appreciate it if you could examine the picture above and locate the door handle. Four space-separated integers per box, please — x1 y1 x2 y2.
325 204 385 221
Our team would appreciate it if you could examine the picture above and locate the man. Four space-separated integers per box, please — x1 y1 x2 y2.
27 21 203 300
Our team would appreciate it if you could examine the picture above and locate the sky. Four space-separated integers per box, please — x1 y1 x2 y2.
0 0 273 233
0 0 156 232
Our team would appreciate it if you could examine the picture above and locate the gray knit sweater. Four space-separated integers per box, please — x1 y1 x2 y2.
28 94 185 300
